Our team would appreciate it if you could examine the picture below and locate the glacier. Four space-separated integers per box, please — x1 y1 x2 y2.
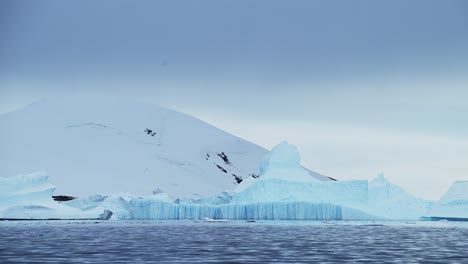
1 141 465 221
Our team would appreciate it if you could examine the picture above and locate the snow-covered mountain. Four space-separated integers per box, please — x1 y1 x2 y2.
0 98 332 199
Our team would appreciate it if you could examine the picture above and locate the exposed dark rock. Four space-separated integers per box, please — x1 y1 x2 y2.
249 173 259 179
232 174 243 184
52 195 76 202
145 128 156 136
217 152 230 165
216 164 227 173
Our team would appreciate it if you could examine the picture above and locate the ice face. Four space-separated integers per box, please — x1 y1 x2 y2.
424 181 468 218
257 141 319 183
363 173 433 220
259 141 301 174
0 172 102 219
232 179 368 204
92 197 349 221
438 181 468 204
0 171 55 210
234 142 367 204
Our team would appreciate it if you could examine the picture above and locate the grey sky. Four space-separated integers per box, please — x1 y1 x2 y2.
1 0 468 199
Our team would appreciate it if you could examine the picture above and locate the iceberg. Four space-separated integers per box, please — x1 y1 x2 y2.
423 181 468 220
234 142 367 203
228 142 370 219
2 142 457 221
0 172 105 219
362 173 433 220
53 142 373 220
66 197 345 220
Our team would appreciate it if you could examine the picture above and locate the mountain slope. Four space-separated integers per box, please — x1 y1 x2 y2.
0 98 331 199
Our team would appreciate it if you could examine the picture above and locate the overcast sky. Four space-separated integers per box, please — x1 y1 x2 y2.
1 0 468 199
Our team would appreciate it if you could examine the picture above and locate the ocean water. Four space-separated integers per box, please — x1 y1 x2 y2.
1 220 468 263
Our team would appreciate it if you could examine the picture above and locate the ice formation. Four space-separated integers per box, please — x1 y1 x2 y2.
62 142 373 220
2 142 464 221
0 172 104 219
424 181 468 219
231 142 367 207
363 173 433 220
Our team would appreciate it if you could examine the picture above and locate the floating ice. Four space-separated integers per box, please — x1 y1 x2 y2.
233 142 367 204
363 173 433 220
0 172 102 219
424 181 468 219
2 143 462 221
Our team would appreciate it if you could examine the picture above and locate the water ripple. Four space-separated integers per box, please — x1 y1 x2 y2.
1 221 468 263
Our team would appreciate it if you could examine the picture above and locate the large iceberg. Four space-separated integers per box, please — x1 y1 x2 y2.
61 142 375 220
3 142 461 221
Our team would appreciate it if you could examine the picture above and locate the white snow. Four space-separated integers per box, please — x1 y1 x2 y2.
0 98 332 200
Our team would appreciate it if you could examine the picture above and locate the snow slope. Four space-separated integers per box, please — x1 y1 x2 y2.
0 98 332 199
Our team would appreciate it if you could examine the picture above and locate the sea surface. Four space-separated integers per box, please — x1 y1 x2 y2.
1 220 468 263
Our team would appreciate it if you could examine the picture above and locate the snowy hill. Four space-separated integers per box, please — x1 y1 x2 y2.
0 98 332 199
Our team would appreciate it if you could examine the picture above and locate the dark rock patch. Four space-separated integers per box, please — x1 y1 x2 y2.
144 128 157 136
216 164 227 173
217 152 230 165
232 174 243 184
52 195 76 202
